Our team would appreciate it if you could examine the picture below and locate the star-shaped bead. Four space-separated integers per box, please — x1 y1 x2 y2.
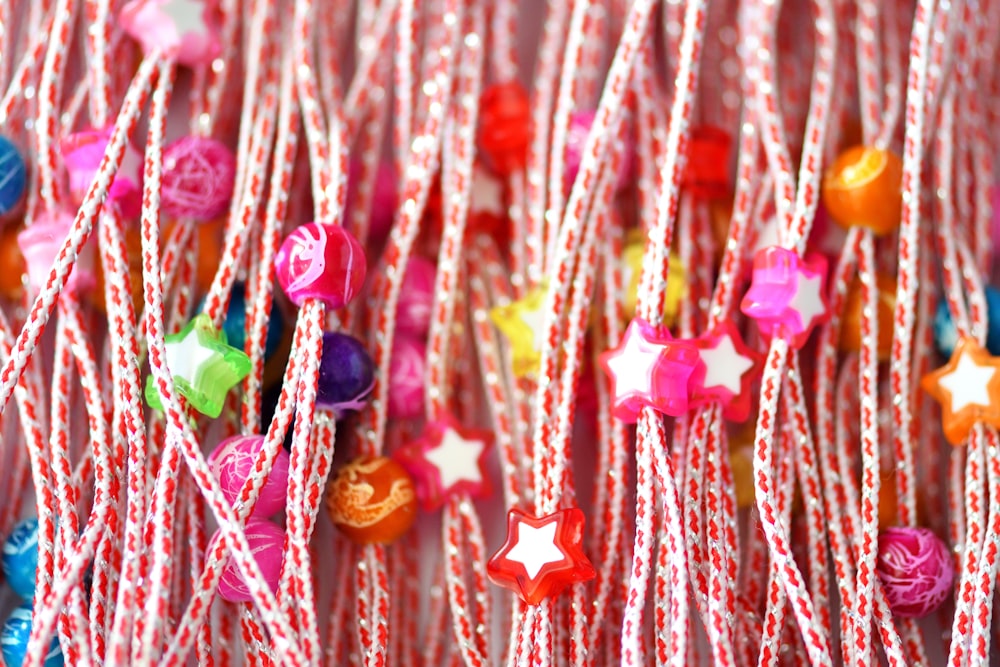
62 127 144 218
621 233 687 326
740 246 828 349
394 415 494 510
145 313 252 418
487 508 596 605
922 337 1000 445
599 317 701 423
119 0 222 67
490 283 549 378
689 322 762 422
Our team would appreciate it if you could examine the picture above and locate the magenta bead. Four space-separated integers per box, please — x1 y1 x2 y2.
17 211 95 294
564 111 632 192
214 520 284 603
161 137 236 221
62 127 144 218
388 336 426 420
208 435 290 518
275 222 367 308
396 257 436 339
876 527 954 618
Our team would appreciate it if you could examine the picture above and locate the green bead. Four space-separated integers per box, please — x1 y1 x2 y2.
145 314 252 418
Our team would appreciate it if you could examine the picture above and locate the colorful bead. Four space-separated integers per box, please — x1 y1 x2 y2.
388 336 426 420
921 336 1000 445
933 286 1000 359
199 282 284 360
17 211 96 295
2 519 39 601
119 0 223 68
689 322 762 422
0 224 26 300
875 527 954 618
164 216 224 294
564 110 632 191
840 273 897 361
214 520 284 603
274 222 367 309
161 136 236 221
478 82 531 176
396 257 436 339
683 125 731 200
61 127 143 219
822 146 903 236
0 135 27 217
208 435 290 518
144 313 252 418
325 457 418 545
91 222 144 314
489 282 549 378
1 604 64 667
621 234 687 326
317 332 376 418
395 415 494 510
487 507 596 605
740 246 828 349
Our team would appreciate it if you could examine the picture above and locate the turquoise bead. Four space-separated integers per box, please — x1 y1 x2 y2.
2 519 38 601
0 136 27 216
1 604 63 667
934 286 1000 358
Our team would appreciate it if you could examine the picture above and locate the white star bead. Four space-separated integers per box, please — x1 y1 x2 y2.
699 333 754 394
791 272 827 330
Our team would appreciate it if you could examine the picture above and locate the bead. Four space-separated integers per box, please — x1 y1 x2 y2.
933 286 1000 358
395 415 494 510
347 160 395 243
689 322 761 422
478 82 530 176
875 527 954 618
17 211 96 294
683 125 731 200
1 604 64 667
840 273 896 361
164 216 225 294
119 0 223 68
822 146 903 236
199 282 283 360
325 457 418 545
316 332 376 418
208 435 290 518
91 223 143 315
564 110 632 192
144 313 252 418
388 335 426 420
2 519 39 601
487 507 596 605
621 235 687 326
740 246 828 349
61 127 143 219
489 283 549 378
0 136 26 217
0 223 26 300
161 136 236 221
213 520 284 603
921 336 1000 445
396 257 435 339
274 222 367 309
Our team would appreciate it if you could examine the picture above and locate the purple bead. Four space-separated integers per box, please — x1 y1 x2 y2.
214 520 284 603
317 332 376 418
396 257 436 339
275 222 367 309
388 335 426 420
161 137 236 221
564 110 633 192
876 527 954 618
208 435 290 518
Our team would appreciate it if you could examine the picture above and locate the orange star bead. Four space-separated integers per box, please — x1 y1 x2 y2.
921 337 1000 445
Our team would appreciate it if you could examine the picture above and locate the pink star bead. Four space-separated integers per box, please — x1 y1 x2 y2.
17 211 96 294
61 127 144 219
599 317 701 423
740 246 829 349
689 322 762 422
394 415 493 511
119 0 222 68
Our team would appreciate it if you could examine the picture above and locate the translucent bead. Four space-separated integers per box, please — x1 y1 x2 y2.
876 527 953 618
1 604 64 667
387 335 426 420
208 435 290 518
161 137 236 221
396 257 435 339
119 0 222 68
198 282 284 361
316 332 376 418
740 246 828 349
822 146 903 236
213 520 284 603
2 519 39 601
61 127 143 219
0 135 27 217
275 223 367 309
326 457 417 545
478 82 530 177
17 211 95 294
683 125 731 200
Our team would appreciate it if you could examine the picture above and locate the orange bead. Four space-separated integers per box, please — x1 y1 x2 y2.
0 223 26 300
822 146 903 236
325 457 418 545
839 273 896 360
92 226 144 314
163 217 226 293
478 82 530 177
878 470 899 530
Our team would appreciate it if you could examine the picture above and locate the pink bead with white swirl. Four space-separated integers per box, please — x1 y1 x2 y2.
208 435 290 519
213 520 284 603
161 136 236 221
875 526 954 618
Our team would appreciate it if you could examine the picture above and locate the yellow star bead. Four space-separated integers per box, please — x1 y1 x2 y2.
490 283 549 378
621 238 688 327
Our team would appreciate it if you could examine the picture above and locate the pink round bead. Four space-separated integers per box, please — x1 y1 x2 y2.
275 222 368 309
388 336 426 420
564 110 632 192
214 520 284 603
876 527 954 618
208 435 290 519
396 257 436 339
17 211 95 294
161 137 236 221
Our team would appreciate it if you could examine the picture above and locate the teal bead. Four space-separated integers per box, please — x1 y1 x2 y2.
2 519 38 601
1 604 63 667
198 283 283 360
0 136 26 216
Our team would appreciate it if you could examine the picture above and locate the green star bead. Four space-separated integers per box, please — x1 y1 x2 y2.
145 314 252 418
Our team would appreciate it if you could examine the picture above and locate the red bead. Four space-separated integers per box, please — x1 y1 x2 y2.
683 125 732 200
478 82 530 177
275 222 367 309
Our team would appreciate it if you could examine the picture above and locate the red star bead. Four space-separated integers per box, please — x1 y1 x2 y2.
487 508 596 605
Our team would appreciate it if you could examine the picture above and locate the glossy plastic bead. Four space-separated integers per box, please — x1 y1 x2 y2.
199 282 284 360
689 322 761 422
921 337 1000 445
62 127 143 219
740 246 828 349
875 527 954 618
933 285 1000 359
325 457 418 545
214 520 284 603
822 146 903 236
208 435 290 518
0 135 27 217
119 0 223 68
621 236 687 326
489 283 549 378
274 222 367 309
478 82 531 176
1 604 64 667
564 110 632 191
388 336 426 420
17 211 95 294
164 216 224 293
161 136 236 221
316 332 376 418
2 519 39 601
0 224 26 300
840 273 897 361
396 257 435 339
683 126 731 200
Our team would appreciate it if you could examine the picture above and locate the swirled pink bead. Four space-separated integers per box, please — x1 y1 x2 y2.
396 257 436 339
161 137 236 221
275 222 367 308
208 435 290 519
388 335 426 420
875 527 954 618
214 520 284 603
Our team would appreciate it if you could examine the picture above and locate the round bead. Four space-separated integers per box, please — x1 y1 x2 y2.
1 604 64 667
478 82 531 177
161 137 236 221
388 336 426 420
317 332 376 418
683 126 732 200
396 257 436 339
325 457 417 545
214 520 284 603
875 527 954 618
275 223 367 308
934 286 1000 358
2 519 39 601
0 224 26 300
564 111 632 192
199 283 284 360
839 273 896 361
822 146 903 236
17 211 96 294
0 135 27 217
208 435 290 518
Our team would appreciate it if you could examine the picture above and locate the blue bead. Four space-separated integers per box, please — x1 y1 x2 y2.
934 286 1000 358
1 604 63 667
2 519 38 601
0 136 26 216
199 283 284 360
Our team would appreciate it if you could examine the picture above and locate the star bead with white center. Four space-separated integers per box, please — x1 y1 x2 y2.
604 323 664 396
505 522 565 578
425 428 486 491
519 302 548 353
164 334 220 387
699 333 754 394
119 0 222 67
922 337 1000 445
790 272 827 333
938 352 996 412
